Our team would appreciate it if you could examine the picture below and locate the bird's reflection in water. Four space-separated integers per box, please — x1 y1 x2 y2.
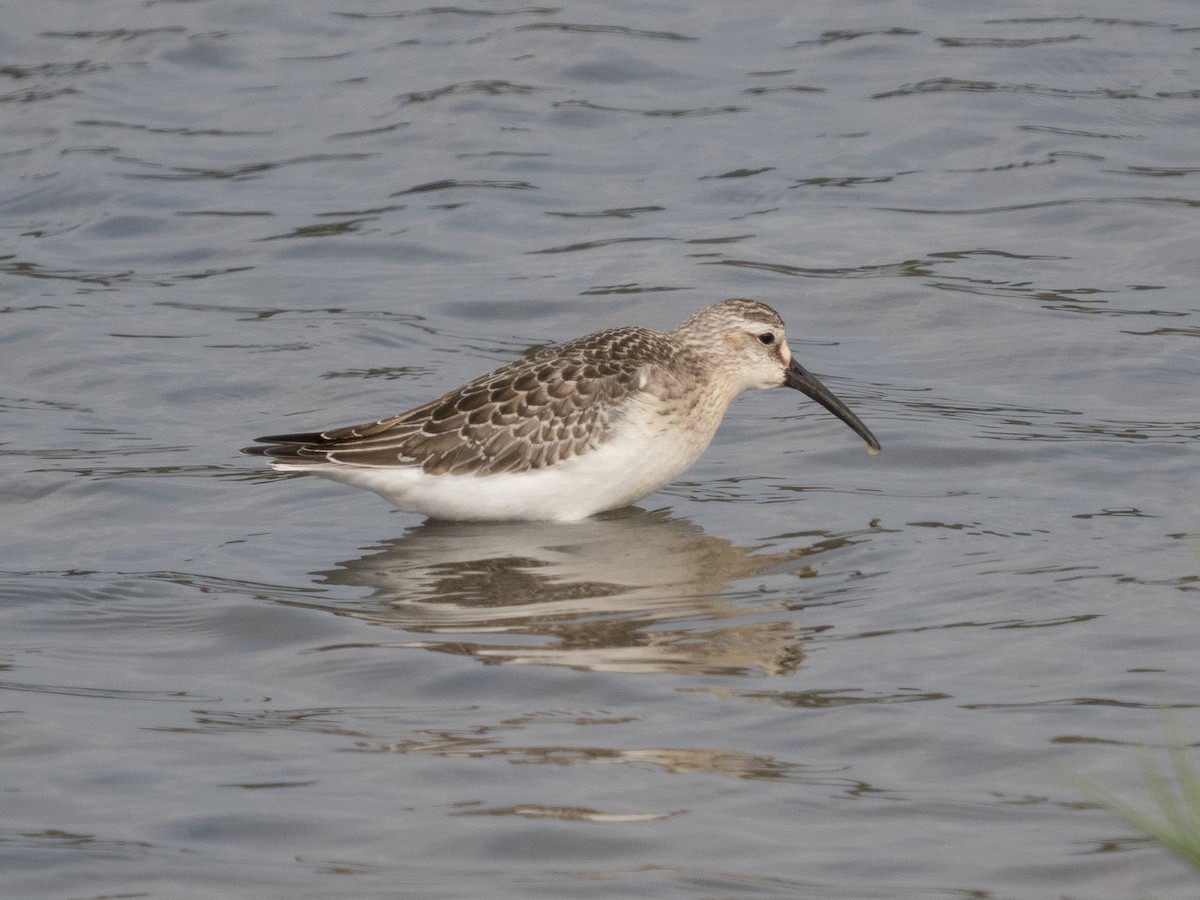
289 508 862 676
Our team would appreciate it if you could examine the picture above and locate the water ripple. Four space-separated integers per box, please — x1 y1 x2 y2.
516 22 697 41
873 77 1147 100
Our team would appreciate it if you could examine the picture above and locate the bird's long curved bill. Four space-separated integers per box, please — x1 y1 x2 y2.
784 358 881 454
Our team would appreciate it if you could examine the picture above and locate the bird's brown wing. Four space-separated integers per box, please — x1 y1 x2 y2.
246 327 680 476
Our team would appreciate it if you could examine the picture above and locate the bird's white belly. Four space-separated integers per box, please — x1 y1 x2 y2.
299 405 718 522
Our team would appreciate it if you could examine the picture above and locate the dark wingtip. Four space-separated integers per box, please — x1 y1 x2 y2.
252 431 328 445
242 431 328 460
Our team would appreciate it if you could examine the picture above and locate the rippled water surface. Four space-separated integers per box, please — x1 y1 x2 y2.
3 2 1199 897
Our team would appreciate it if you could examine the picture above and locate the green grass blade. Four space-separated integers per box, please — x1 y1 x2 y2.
1065 723 1200 874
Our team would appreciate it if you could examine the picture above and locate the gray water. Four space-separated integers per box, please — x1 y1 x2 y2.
3 1 1199 897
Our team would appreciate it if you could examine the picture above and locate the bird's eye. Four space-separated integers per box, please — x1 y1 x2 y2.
757 332 775 345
